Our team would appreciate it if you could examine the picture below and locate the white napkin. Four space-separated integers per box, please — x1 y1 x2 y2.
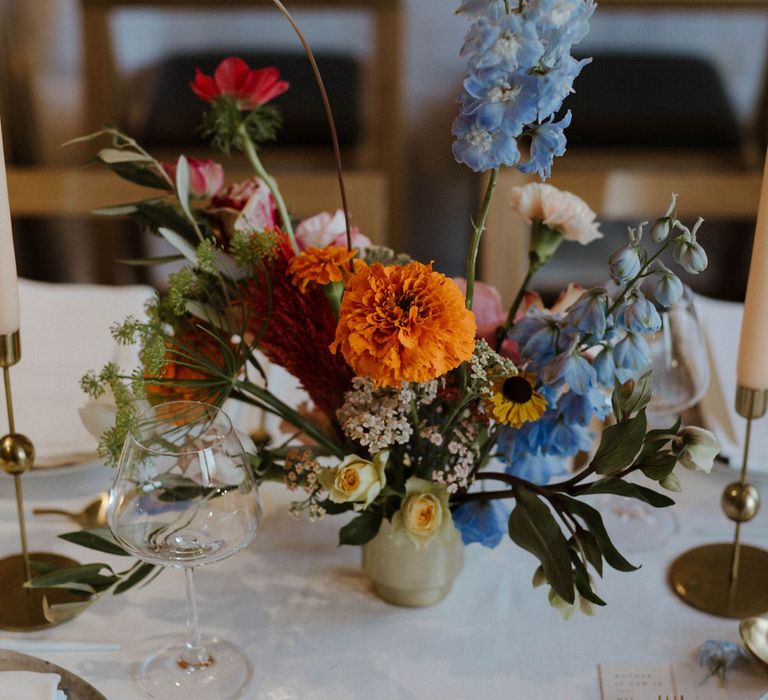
696 294 768 472
0 670 67 699
10 279 155 467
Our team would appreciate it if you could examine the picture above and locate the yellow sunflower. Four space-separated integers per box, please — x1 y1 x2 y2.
287 245 357 293
332 261 476 387
488 373 547 428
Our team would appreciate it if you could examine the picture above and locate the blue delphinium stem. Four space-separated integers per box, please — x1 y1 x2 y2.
465 168 500 311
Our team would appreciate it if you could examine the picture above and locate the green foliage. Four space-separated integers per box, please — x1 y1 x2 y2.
201 96 282 155
590 411 647 475
508 486 574 604
339 509 384 546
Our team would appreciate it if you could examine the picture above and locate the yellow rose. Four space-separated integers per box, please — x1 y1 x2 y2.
402 492 443 538
318 451 388 511
390 476 458 548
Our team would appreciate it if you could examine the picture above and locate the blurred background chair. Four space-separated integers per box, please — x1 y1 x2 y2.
4 0 401 285
482 0 768 306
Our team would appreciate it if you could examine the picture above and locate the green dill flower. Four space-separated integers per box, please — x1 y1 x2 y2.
167 267 196 315
196 238 218 275
230 229 279 268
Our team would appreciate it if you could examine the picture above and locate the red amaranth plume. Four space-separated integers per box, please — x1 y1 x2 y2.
241 233 354 419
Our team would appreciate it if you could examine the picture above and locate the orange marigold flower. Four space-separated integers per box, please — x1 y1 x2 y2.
332 261 477 387
287 246 357 293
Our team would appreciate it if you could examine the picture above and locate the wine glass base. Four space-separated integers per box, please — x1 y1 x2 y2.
140 636 252 700
596 496 679 553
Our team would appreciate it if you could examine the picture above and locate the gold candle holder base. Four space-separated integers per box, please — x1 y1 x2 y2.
669 543 768 618
0 552 82 630
669 385 768 617
1 331 84 630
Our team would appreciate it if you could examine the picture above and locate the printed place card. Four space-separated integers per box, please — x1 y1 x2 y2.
599 663 729 700
599 663 673 700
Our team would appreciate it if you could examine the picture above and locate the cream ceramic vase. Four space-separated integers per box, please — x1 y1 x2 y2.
361 520 464 607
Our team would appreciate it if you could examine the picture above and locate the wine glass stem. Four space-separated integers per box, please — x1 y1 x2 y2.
179 567 213 670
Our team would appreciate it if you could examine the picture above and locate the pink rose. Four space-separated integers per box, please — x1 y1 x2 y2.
211 177 278 234
190 57 289 110
452 278 506 346
295 210 371 251
511 183 602 245
162 157 224 199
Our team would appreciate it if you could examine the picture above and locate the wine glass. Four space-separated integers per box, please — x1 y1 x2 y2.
599 287 710 552
108 400 262 700
646 285 710 426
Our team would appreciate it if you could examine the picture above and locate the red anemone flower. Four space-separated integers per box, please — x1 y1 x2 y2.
190 57 289 110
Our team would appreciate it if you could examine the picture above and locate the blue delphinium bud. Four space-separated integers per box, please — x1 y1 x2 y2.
609 245 642 283
613 331 651 375
650 193 677 243
653 270 684 307
542 344 597 395
673 237 708 274
623 294 662 334
650 217 672 243
672 217 708 274
564 288 607 338
592 346 615 385
453 500 510 548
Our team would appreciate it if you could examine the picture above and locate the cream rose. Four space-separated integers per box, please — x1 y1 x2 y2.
319 451 388 511
390 476 458 548
511 183 602 245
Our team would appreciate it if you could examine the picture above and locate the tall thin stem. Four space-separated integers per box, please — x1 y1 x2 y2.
178 567 212 670
267 0 352 252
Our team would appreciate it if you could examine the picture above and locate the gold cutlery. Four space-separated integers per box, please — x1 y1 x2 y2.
32 493 109 528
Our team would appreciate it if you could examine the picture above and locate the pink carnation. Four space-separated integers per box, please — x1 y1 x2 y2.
511 183 602 245
211 177 278 233
295 210 371 251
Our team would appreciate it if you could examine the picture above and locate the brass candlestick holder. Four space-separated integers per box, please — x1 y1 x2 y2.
669 385 768 618
0 330 80 630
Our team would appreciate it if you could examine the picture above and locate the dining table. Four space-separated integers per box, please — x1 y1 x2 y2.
1 458 767 699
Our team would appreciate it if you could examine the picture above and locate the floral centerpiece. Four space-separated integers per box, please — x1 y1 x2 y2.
36 0 719 616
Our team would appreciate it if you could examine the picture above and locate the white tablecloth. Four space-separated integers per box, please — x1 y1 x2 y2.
1 464 767 699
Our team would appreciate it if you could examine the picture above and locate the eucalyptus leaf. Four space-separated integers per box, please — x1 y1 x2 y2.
25 562 117 590
116 254 186 267
43 596 96 625
640 452 678 481
573 529 603 577
558 496 639 572
91 203 139 216
108 162 173 191
577 478 675 507
136 201 197 236
59 528 129 556
175 155 194 223
570 552 606 606
591 411 647 475
339 509 383 546
158 227 198 264
98 148 152 164
508 486 574 604
114 562 157 594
